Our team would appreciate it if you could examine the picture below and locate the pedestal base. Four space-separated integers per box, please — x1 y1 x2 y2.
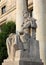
2 60 19 65
19 61 43 65
2 50 44 65
2 60 43 65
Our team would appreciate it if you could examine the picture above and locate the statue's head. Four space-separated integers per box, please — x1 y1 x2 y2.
23 11 28 18
23 28 30 34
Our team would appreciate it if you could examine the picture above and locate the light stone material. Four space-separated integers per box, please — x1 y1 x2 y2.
6 33 18 61
16 0 27 33
33 0 46 65
2 17 43 65
2 0 43 65
20 17 41 62
2 50 21 65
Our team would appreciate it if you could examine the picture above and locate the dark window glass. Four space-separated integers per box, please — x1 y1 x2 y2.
1 6 6 14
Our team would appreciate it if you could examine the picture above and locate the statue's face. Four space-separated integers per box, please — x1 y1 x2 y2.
24 28 29 34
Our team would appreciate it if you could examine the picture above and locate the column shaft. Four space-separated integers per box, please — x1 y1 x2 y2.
33 0 46 65
16 0 27 33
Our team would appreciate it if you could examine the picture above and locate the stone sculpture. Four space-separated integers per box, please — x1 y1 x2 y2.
2 13 43 65
6 33 18 61
2 0 43 64
5 14 38 61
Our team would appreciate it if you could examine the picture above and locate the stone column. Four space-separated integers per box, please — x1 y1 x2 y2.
33 0 46 65
16 0 27 33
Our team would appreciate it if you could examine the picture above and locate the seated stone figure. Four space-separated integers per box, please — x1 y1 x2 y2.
21 16 41 61
6 33 18 61
19 14 40 60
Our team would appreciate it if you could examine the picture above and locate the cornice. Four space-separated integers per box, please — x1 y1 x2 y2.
0 0 7 8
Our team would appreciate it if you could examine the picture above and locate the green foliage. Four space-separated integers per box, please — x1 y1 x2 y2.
1 21 16 35
0 21 16 65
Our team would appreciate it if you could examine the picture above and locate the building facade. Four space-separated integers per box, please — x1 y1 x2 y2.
0 0 46 65
0 0 16 25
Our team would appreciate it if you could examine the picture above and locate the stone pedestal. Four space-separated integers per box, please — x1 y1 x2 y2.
2 61 19 65
2 60 43 65
19 61 43 65
2 46 43 65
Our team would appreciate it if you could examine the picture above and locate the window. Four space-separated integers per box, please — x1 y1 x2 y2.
1 6 6 14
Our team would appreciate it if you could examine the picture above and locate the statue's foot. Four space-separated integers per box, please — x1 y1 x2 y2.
4 58 14 62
